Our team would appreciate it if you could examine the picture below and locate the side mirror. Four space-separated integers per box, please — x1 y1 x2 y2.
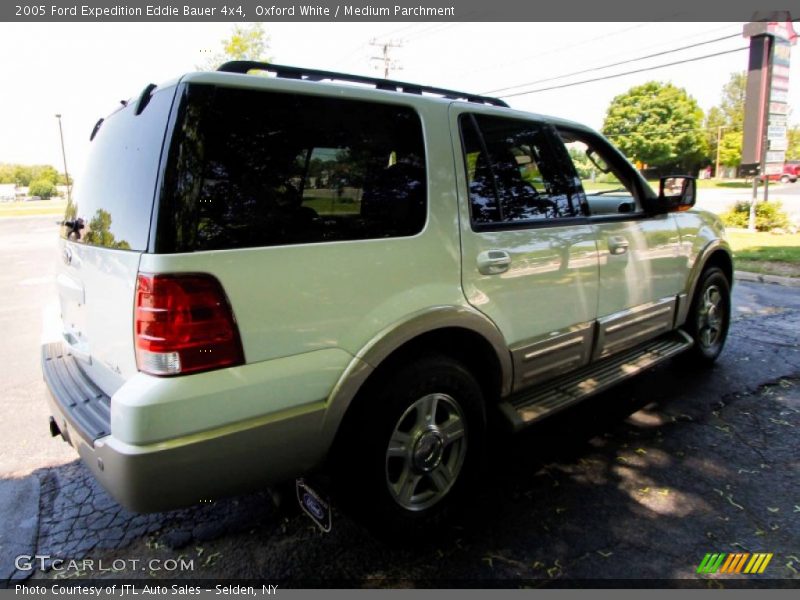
657 175 696 212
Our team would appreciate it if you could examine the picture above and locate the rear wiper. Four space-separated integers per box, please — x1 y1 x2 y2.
134 83 157 115
89 118 104 141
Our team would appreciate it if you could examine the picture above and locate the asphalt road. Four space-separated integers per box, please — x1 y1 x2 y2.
1 215 799 586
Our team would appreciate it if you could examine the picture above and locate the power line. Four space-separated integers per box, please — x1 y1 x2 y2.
484 33 741 95
455 22 654 79
501 46 750 99
403 22 460 42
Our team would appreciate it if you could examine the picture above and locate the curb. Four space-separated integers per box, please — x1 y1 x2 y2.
735 270 800 288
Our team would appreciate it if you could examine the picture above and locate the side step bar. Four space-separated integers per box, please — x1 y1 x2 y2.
499 330 693 431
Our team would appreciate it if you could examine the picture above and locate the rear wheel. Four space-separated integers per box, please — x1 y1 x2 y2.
334 355 485 537
781 175 791 184
684 267 731 364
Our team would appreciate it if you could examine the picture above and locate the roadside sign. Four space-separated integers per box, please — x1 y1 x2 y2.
770 103 789 114
764 164 783 175
769 138 788 151
770 115 788 127
767 125 787 140
771 90 789 103
765 151 786 164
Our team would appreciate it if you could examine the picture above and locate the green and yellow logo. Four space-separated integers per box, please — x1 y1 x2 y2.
697 553 773 575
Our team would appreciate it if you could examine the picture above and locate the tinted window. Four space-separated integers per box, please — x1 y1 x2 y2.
460 114 583 227
157 85 427 253
61 87 176 251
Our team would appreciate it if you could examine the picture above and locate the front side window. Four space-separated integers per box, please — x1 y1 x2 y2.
558 128 643 217
460 114 584 228
157 85 427 252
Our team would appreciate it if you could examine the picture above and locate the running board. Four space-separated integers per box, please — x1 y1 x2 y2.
499 330 693 431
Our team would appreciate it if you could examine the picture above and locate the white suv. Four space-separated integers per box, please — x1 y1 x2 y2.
42 62 732 533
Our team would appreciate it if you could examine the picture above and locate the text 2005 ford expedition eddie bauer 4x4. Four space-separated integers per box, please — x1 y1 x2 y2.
42 62 732 534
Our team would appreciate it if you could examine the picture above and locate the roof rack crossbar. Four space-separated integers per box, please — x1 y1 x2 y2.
216 61 509 108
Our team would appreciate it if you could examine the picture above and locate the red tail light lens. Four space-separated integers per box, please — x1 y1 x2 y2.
135 273 244 376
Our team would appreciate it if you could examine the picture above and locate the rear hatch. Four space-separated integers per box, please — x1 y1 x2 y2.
57 85 177 396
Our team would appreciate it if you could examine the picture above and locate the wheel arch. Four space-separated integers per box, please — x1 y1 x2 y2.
676 240 733 327
320 306 512 448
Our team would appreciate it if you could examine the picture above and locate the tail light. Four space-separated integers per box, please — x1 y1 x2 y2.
134 273 244 376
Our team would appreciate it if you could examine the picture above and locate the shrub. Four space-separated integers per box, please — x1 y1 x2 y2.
720 200 790 232
28 179 56 199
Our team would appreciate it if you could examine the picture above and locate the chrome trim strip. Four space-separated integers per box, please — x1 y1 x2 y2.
593 297 677 361
510 323 593 392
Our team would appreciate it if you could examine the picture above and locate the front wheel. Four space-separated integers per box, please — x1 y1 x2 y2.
334 355 486 537
780 175 790 184
684 267 731 364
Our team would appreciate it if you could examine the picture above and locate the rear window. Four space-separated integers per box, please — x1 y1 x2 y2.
61 87 176 251
155 84 427 253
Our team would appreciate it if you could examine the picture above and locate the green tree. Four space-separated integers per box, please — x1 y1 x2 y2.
0 163 16 184
602 81 708 172
704 72 746 167
200 23 271 71
787 125 800 161
718 131 743 168
84 209 130 249
28 179 56 199
0 163 62 186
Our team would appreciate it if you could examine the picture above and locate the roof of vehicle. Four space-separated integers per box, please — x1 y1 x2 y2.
175 61 599 138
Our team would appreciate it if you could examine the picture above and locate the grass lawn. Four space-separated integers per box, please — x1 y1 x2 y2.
695 179 755 189
727 231 800 278
0 199 66 218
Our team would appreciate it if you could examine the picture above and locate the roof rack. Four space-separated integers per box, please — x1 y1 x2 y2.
216 61 509 108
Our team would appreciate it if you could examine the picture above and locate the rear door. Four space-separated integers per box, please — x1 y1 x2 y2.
57 85 177 396
451 107 599 392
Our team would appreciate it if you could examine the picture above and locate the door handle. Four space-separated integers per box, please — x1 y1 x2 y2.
477 250 511 275
608 236 630 256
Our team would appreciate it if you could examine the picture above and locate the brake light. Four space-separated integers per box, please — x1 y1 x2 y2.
134 273 244 376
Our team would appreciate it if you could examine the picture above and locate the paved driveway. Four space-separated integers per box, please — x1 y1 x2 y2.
1 216 798 585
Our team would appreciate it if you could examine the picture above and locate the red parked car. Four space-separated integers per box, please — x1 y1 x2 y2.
759 163 799 183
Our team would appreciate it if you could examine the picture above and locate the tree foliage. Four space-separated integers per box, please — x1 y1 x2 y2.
718 130 743 168
602 81 707 172
704 72 746 166
84 209 131 249
200 23 271 70
787 126 800 162
0 163 64 186
28 179 56 199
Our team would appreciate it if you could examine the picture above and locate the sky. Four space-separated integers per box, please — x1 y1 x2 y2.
1 21 798 181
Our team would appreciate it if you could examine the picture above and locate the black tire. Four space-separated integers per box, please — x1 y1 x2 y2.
684 267 731 364
333 354 486 539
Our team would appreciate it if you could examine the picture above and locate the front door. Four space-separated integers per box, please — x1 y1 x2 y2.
556 126 685 360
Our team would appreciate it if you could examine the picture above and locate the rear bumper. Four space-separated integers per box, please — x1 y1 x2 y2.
41 343 328 512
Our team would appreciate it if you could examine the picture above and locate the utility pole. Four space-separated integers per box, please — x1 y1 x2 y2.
714 125 728 180
369 38 403 79
55 114 71 204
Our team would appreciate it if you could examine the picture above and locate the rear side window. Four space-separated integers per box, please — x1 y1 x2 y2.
460 114 584 227
156 85 427 253
61 87 176 251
